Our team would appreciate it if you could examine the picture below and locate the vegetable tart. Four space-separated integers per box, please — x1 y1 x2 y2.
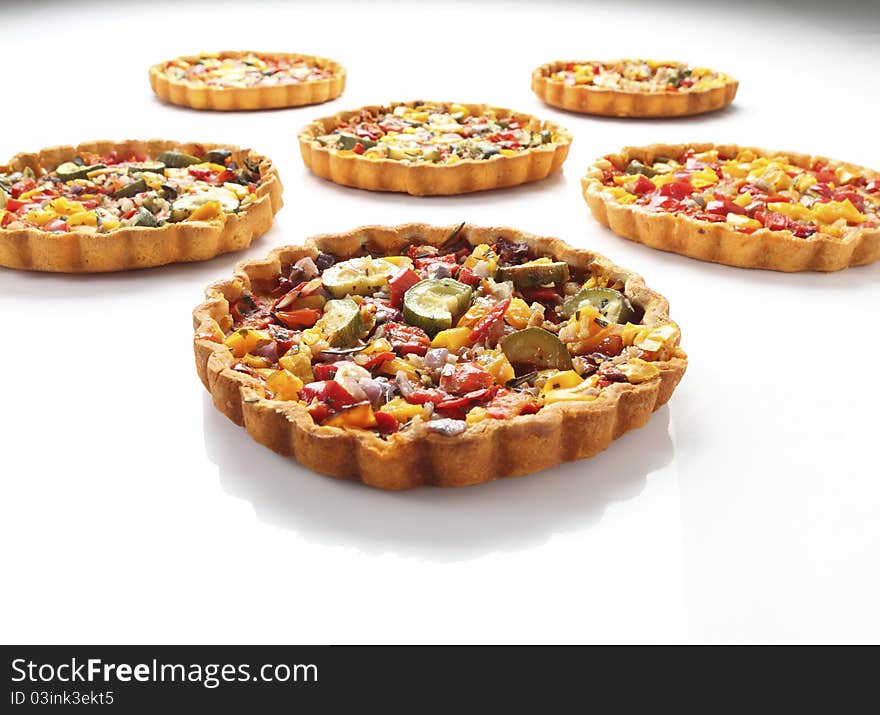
532 59 737 117
193 223 687 489
0 140 281 273
298 101 571 195
150 51 345 111
582 143 880 271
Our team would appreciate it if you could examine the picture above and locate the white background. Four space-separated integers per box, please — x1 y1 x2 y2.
1 0 878 644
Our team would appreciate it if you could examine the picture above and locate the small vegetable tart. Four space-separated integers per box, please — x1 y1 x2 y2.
0 140 282 273
193 223 687 489
298 101 571 195
532 59 737 117
150 51 345 111
582 143 880 272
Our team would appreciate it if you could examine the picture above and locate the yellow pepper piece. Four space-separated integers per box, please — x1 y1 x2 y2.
240 353 273 369
691 167 720 189
379 397 423 423
431 327 472 352
794 173 817 192
462 244 498 275
541 375 600 404
278 345 314 383
19 188 43 200
66 211 98 227
768 202 811 221
300 327 324 346
382 255 414 268
726 214 763 230
190 162 227 173
187 200 222 221
466 407 489 425
363 338 393 354
618 359 660 384
504 297 532 329
481 353 515 384
324 402 377 429
379 357 419 378
734 192 753 208
621 322 681 354
265 369 304 401
24 210 56 226
811 199 866 225
223 327 271 358
541 370 583 393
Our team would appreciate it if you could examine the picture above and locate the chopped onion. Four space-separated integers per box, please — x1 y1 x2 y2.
424 348 449 369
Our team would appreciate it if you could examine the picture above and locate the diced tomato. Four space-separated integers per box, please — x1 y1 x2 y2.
485 389 541 419
439 363 495 395
1 212 15 227
10 178 35 198
435 387 497 420
404 387 449 406
352 143 366 155
274 309 321 329
383 322 431 356
80 200 98 210
457 267 480 287
658 179 693 200
4 198 27 212
388 267 421 307
122 209 137 220
632 175 655 195
414 253 459 274
188 166 216 181
813 167 837 185
468 298 511 344
361 351 396 371
217 169 236 183
755 210 788 232
300 381 357 419
706 197 745 216
866 180 880 193
313 362 345 381
831 188 865 212
373 410 398 435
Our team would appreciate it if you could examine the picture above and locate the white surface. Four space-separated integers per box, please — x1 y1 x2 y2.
1 0 878 645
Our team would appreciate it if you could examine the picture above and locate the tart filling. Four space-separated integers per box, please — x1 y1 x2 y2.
315 102 560 164
589 146 880 239
201 226 684 437
155 52 336 89
553 59 730 93
0 146 267 234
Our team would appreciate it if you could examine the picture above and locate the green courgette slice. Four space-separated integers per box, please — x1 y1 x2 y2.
333 133 377 151
130 207 159 227
402 278 472 335
560 287 637 324
500 327 573 371
113 178 147 199
496 260 569 289
204 148 232 164
56 162 105 181
321 257 402 298
317 298 363 348
387 145 440 162
156 150 201 168
129 161 166 175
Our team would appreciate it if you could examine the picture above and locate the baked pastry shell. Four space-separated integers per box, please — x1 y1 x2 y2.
298 102 571 196
149 51 346 111
532 60 738 118
193 223 687 490
582 142 880 272
0 139 283 273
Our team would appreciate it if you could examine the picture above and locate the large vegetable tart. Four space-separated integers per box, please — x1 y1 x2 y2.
193 224 687 489
582 143 880 271
299 101 571 195
0 140 282 272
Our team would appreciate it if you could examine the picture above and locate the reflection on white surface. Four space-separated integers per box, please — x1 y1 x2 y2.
203 396 675 562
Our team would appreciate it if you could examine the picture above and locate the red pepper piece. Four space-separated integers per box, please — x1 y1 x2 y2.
439 362 495 396
274 309 321 329
388 267 421 307
658 180 693 200
360 351 396 371
457 267 480 287
300 380 357 416
468 298 511 344
373 410 399 435
383 322 431 356
313 362 345 381
706 197 745 216
404 388 449 406
484 389 541 419
4 198 27 212
632 175 655 195
10 178 35 198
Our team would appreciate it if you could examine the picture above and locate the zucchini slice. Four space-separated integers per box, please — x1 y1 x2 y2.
129 161 166 175
130 207 159 227
56 161 105 181
560 287 637 324
113 178 147 199
496 259 569 288
171 187 239 213
500 327 573 371
204 148 232 165
317 298 363 348
321 256 405 298
156 150 201 168
387 145 440 162
402 278 472 335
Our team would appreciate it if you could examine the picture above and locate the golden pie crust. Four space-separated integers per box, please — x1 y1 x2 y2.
298 102 571 196
149 51 345 111
582 143 880 272
0 139 282 273
532 60 738 118
193 223 687 490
